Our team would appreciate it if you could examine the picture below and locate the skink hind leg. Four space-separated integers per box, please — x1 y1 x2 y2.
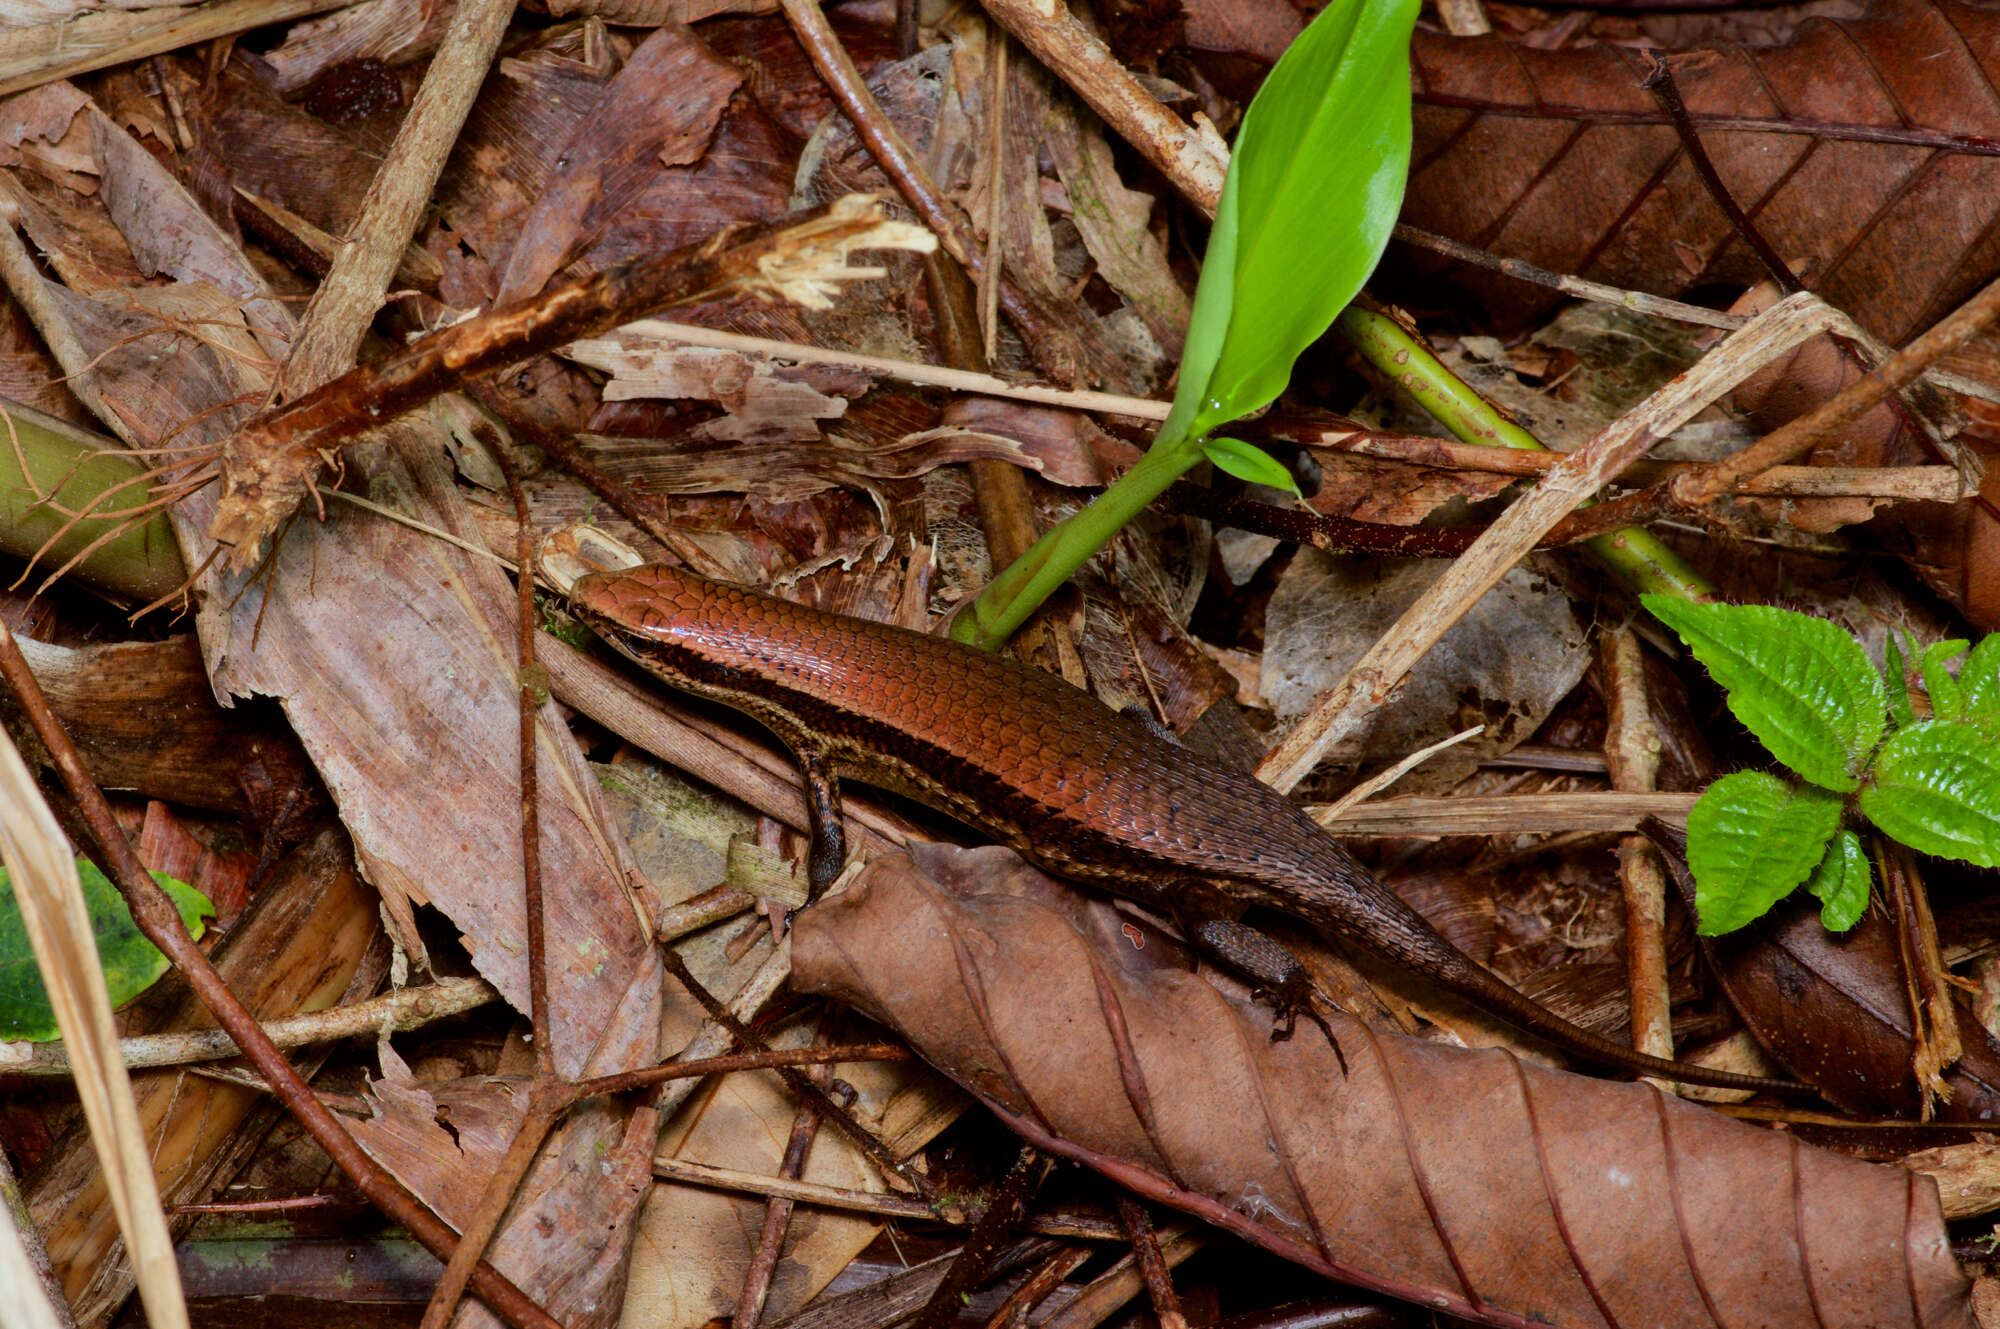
1182 909 1347 1073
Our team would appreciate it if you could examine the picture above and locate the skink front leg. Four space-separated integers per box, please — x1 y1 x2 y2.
791 744 846 897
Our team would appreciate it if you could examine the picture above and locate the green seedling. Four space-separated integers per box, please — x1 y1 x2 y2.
1644 596 2000 935
952 0 1422 651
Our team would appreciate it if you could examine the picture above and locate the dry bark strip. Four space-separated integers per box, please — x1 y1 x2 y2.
792 844 1974 1329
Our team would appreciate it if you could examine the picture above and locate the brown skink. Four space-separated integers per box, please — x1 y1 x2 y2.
571 562 1803 1094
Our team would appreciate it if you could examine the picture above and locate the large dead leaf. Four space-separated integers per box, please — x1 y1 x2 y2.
1401 0 2000 344
793 843 1974 1329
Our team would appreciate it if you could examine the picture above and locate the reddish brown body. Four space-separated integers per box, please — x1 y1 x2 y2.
572 563 1802 1093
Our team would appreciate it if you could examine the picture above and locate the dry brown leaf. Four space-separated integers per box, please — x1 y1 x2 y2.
1402 0 2000 345
493 23 742 302
794 843 1975 1329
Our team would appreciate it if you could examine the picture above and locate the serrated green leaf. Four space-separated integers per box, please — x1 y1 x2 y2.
1641 596 1884 792
1884 633 1914 729
1859 721 2000 868
1163 0 1421 448
0 860 212 1042
1201 437 1299 494
1806 829 1870 932
1687 771 1843 935
1962 634 2000 731
1920 639 1970 722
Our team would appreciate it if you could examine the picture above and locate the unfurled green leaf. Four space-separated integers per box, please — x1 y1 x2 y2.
1805 830 1870 932
1884 633 1914 729
1641 597 1884 792
0 861 212 1043
1162 0 1421 450
1919 639 1970 722
1201 437 1299 494
1686 771 1843 935
1859 721 2000 868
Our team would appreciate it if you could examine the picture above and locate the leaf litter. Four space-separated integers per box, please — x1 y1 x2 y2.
0 3 1998 1329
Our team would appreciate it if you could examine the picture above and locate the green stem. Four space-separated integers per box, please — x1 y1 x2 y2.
1335 306 1713 603
951 431 1203 650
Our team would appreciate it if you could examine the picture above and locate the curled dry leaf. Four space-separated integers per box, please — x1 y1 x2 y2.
1648 823 2000 1122
792 844 1973 1329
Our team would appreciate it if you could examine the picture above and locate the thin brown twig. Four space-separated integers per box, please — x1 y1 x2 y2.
1390 224 1746 330
564 1042 910 1105
1115 1198 1187 1329
0 620 561 1329
418 1097 566 1329
1677 268 2000 505
658 946 934 1198
777 0 1103 387
910 1145 1050 1329
736 1055 839 1329
981 1244 1093 1329
414 436 564 1329
208 197 925 567
1643 53 1801 294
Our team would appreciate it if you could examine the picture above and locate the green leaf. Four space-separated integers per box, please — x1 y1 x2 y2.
1641 596 1884 792
1961 633 2000 731
1201 437 1300 494
1805 830 1870 932
1163 0 1421 448
1919 639 1970 722
1884 633 1914 729
0 861 212 1043
1686 771 1843 935
1859 721 2000 868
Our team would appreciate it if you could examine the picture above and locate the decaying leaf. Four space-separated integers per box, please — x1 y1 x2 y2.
792 843 1974 1329
1260 551 1590 787
1402 0 2000 345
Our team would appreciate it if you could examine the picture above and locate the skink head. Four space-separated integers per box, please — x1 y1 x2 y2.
570 564 718 638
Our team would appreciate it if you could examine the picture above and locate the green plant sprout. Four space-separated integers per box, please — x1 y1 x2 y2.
951 0 1422 651
1643 595 2000 936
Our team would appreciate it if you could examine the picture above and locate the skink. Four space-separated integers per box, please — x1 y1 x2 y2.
570 562 1804 1094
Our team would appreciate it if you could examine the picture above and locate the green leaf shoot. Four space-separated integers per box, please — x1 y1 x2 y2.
953 0 1419 650
1919 639 1970 722
1641 597 1884 792
1805 830 1870 932
1201 437 1300 494
1883 632 1914 729
1165 0 1422 448
1686 771 1843 935
1859 720 2000 868
0 860 212 1043
1962 633 2000 729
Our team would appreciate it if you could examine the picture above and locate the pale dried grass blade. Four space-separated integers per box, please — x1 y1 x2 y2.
0 726 188 1329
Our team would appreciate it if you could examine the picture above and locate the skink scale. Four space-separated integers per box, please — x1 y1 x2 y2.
571 562 1803 1094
